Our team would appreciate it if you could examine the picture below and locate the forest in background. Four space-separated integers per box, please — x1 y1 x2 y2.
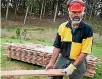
1 0 102 35
1 0 102 22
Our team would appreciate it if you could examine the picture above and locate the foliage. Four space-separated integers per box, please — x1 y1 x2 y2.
1 0 102 19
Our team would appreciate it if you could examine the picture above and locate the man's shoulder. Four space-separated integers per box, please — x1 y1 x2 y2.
82 22 92 30
57 21 68 34
58 21 68 29
82 22 93 36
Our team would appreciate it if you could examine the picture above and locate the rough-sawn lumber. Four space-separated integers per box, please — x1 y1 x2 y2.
1 69 64 77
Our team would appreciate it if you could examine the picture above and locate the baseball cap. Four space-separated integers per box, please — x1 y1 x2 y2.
68 1 85 12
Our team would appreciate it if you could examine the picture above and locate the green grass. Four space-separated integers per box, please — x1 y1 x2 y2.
1 37 53 46
92 44 102 58
1 38 102 79
1 37 102 79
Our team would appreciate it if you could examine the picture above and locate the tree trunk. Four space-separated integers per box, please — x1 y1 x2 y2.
52 2 55 16
30 0 34 13
43 1 46 18
23 0 30 24
53 1 58 22
84 8 87 20
89 6 93 22
5 0 9 20
14 0 18 20
40 1 44 21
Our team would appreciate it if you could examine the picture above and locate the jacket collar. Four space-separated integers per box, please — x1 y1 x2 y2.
66 20 85 29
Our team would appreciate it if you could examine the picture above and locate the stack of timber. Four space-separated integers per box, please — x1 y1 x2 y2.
5 43 53 66
84 55 101 77
5 43 101 78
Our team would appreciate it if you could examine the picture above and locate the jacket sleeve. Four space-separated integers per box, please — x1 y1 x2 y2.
81 27 93 54
53 33 62 48
53 24 64 48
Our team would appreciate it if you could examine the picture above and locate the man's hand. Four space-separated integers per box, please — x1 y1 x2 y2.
62 63 77 76
46 63 54 71
46 47 60 71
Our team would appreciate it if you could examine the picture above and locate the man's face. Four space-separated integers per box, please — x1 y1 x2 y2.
69 10 84 24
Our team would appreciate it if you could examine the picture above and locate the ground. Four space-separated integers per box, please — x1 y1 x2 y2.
1 20 102 79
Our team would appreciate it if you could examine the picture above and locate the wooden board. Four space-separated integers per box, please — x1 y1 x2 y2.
1 69 65 77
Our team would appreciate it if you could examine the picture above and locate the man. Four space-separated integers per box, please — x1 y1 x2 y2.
46 0 93 79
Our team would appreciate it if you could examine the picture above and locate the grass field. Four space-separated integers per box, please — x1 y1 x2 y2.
1 21 102 79
1 37 102 79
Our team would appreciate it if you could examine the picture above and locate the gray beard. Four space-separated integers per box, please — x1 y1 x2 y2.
72 20 81 24
71 17 82 24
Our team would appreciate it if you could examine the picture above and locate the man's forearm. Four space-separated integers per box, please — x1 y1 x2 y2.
73 53 88 66
49 47 60 65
